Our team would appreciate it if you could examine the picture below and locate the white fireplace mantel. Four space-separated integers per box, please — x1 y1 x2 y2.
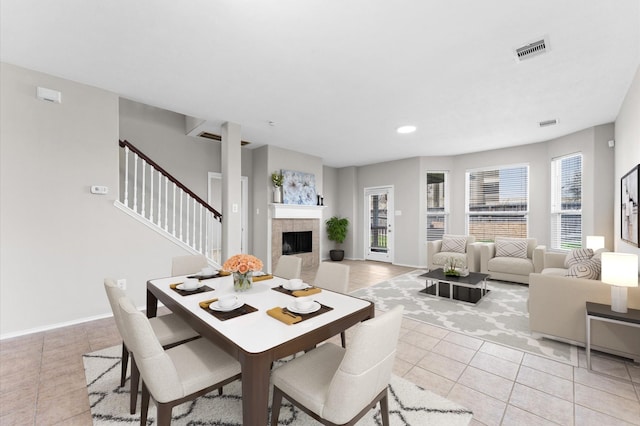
269 203 326 219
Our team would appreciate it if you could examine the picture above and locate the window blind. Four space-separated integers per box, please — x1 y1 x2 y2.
426 172 448 241
466 165 529 241
550 153 582 250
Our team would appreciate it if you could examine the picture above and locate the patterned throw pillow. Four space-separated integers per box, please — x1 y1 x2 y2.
441 237 467 254
495 238 528 259
565 258 601 280
564 248 594 268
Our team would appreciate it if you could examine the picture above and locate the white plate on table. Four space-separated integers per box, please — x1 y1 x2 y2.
282 282 310 291
176 282 204 291
209 300 243 312
191 272 218 279
287 301 321 314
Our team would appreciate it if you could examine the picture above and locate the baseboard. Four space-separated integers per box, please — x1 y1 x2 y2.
0 302 160 340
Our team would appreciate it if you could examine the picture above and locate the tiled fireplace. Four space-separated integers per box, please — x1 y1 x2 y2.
270 204 325 271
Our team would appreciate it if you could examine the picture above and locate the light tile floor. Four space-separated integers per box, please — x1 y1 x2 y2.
1 260 639 425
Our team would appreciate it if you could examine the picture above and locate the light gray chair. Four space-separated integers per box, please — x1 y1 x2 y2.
117 296 242 426
426 234 479 272
273 255 302 279
270 305 404 426
103 279 199 414
171 254 208 276
314 262 350 347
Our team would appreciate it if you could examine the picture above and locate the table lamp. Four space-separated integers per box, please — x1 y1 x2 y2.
600 252 639 313
586 235 605 251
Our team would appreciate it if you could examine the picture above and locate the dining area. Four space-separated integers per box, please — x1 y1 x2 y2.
105 254 403 426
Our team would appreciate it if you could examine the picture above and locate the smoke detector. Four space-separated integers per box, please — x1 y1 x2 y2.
515 37 549 62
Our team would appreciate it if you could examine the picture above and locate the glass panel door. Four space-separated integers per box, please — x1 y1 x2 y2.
365 186 393 262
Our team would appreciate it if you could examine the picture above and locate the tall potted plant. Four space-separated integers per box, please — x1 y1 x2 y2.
326 216 349 261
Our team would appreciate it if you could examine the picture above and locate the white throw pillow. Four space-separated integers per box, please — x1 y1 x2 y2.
565 258 601 280
495 238 528 259
564 248 594 268
441 237 467 254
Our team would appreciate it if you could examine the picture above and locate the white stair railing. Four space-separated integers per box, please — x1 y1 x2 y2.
117 140 222 266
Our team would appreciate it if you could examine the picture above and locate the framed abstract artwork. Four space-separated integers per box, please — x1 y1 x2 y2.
621 163 639 246
281 169 316 205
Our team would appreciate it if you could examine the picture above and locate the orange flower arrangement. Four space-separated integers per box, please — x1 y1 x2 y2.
223 254 263 274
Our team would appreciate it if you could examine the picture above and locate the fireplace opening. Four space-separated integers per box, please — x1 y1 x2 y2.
282 231 312 255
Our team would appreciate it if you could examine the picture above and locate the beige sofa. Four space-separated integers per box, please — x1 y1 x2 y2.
529 272 640 361
426 235 480 272
479 238 544 284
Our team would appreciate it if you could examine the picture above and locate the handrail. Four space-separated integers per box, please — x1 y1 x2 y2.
119 139 222 221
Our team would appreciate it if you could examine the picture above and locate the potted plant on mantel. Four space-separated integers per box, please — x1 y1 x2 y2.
271 171 283 203
326 216 349 261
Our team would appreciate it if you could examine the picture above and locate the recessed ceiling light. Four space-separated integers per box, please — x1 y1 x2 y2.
397 125 416 134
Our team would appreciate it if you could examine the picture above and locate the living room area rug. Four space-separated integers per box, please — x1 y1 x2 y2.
84 345 473 425
351 270 578 366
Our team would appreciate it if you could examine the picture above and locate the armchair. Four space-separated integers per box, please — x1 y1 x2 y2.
479 237 544 284
427 234 479 272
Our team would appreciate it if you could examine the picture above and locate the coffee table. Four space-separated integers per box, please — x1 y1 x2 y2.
419 269 490 304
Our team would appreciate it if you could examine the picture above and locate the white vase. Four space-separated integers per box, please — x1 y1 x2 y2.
273 187 282 203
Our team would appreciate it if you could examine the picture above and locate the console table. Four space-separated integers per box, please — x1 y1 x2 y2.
585 302 640 370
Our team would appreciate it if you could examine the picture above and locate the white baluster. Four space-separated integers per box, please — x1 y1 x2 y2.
149 166 154 223
205 212 210 260
184 194 191 245
172 185 176 235
164 177 168 230
133 153 138 213
124 146 129 206
141 162 146 217
199 204 204 252
179 189 183 240
156 170 161 226
192 198 196 249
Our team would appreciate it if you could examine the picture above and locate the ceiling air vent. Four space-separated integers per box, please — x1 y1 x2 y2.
515 37 548 62
539 119 558 128
197 132 251 146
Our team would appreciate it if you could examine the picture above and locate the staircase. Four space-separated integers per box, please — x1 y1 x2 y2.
115 140 223 267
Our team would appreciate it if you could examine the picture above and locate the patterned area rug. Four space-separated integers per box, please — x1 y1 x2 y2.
352 270 578 365
84 345 473 425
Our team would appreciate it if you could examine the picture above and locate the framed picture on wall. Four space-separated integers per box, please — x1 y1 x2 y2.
281 169 317 205
621 163 639 246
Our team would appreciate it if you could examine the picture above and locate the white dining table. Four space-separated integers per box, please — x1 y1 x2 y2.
146 274 374 425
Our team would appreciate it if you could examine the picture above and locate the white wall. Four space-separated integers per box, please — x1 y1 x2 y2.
250 145 324 271
322 166 339 258
0 63 198 337
334 124 615 268
614 65 640 271
355 157 422 266
119 98 222 199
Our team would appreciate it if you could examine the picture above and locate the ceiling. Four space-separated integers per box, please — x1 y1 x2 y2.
1 1 639 167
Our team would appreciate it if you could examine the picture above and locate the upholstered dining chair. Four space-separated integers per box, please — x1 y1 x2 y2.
103 279 200 414
171 254 208 276
273 255 302 279
314 262 350 347
117 296 242 426
270 305 404 426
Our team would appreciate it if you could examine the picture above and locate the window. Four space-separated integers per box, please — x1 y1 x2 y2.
550 153 582 250
426 172 448 241
466 164 529 241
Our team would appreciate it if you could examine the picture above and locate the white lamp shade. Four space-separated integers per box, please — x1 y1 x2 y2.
601 253 639 288
585 235 605 251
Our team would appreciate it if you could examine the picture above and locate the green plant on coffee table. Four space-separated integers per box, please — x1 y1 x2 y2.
443 257 461 276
